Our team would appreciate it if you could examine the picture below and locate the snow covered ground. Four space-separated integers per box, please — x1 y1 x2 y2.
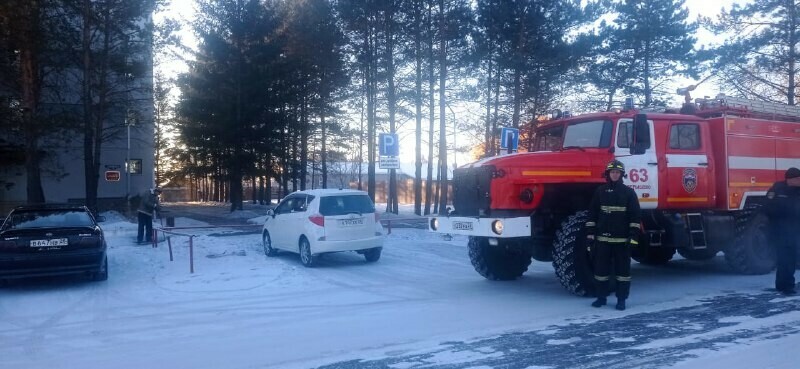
1 211 798 369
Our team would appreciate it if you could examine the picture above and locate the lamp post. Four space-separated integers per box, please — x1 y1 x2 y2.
126 109 136 207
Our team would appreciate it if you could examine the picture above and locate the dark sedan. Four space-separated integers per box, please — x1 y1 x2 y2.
0 204 108 282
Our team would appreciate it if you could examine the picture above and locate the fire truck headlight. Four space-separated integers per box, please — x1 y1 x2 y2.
520 188 534 203
491 220 504 235
430 218 439 231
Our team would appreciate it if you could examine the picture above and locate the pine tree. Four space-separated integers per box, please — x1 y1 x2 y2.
705 0 799 105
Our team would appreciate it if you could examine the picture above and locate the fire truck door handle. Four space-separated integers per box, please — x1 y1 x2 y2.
698 162 709 166
647 162 658 166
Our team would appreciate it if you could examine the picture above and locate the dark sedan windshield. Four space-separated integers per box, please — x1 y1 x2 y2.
3 210 95 230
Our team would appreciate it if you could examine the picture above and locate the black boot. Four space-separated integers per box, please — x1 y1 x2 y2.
616 299 626 311
591 297 607 308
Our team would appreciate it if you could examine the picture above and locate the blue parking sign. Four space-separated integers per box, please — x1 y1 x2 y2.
500 127 519 151
379 133 399 156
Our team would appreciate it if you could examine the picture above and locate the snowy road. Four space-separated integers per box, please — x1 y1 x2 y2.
0 214 798 369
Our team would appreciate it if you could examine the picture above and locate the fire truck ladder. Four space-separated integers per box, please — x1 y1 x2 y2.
685 213 707 249
712 95 800 119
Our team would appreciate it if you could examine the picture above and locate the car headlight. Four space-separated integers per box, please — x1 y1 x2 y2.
491 220 503 235
430 218 439 231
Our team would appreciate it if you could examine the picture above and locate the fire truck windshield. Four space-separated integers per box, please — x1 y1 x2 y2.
561 119 613 149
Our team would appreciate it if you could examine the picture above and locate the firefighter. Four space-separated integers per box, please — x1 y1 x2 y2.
765 167 800 295
585 160 641 310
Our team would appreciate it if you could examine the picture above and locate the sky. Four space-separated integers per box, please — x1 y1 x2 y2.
155 0 751 170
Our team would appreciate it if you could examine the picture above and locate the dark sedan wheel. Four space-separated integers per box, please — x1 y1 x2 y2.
92 256 108 282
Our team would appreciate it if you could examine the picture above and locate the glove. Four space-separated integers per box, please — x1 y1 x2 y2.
628 236 639 247
586 236 595 253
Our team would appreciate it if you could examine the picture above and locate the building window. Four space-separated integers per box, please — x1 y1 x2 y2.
127 159 142 174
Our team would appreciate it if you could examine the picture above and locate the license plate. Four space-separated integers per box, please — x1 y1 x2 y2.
452 221 474 231
30 238 68 247
339 218 365 227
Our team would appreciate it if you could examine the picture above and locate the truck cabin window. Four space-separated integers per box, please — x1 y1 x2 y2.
534 125 564 151
669 123 701 150
562 120 613 148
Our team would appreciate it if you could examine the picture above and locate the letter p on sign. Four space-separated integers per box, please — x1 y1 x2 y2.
379 133 399 156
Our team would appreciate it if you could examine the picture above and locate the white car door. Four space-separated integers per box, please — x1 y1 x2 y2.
270 197 296 250
284 195 310 251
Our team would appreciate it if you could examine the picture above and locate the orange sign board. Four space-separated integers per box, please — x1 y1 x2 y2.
105 170 121 181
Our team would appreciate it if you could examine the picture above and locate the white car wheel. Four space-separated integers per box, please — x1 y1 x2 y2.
263 231 278 257
299 237 315 267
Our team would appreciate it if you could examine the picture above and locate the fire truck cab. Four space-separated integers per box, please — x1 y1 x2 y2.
430 95 800 296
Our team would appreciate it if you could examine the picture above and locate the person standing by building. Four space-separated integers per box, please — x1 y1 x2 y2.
765 167 800 295
586 160 641 311
137 187 161 244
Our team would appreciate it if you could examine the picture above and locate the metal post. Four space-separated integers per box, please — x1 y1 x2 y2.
387 219 392 235
189 236 194 274
126 122 130 207
167 236 173 261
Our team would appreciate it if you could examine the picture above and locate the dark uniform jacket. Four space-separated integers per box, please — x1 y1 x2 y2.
138 190 159 216
586 180 642 244
765 181 800 229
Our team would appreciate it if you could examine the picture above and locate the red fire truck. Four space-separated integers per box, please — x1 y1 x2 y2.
429 95 800 296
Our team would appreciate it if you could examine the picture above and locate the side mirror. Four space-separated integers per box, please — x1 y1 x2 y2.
267 209 275 218
96 215 106 223
630 114 650 155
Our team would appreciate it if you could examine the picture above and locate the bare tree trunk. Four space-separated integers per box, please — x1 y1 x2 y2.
788 2 797 105
413 0 423 216
484 57 492 157
321 114 327 189
300 94 308 191
81 0 96 212
358 80 364 190
424 2 435 216
437 0 448 214
366 25 376 202
385 4 398 214
492 71 501 155
19 0 45 203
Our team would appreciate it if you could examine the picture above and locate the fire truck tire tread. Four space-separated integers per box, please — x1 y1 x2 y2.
468 237 532 281
552 211 595 297
725 204 775 275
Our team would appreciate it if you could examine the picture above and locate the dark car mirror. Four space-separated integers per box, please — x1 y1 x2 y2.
95 215 106 223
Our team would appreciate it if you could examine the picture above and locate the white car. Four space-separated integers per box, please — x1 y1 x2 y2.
261 189 385 267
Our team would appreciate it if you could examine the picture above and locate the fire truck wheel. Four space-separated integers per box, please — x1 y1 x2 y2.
632 247 675 265
468 237 532 281
552 211 596 297
725 206 775 275
677 248 718 261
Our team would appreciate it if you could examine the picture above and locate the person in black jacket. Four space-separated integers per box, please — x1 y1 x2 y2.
137 187 162 244
586 160 641 310
765 167 800 295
